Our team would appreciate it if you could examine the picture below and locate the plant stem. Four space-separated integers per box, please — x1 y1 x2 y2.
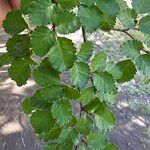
112 28 150 54
111 28 134 39
82 26 87 42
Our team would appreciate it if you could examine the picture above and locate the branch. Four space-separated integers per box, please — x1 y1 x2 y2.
112 28 150 54
111 28 134 40
81 26 87 42
142 50 150 54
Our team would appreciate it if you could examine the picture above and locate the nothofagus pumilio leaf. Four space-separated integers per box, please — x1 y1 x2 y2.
2 0 150 149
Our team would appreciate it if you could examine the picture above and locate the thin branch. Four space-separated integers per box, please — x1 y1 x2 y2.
111 28 134 40
81 26 87 42
142 50 150 54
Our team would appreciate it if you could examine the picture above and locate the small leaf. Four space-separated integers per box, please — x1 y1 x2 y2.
58 0 78 10
71 62 90 88
0 53 12 68
48 37 76 72
3 11 28 34
139 15 150 35
120 40 143 60
104 62 123 80
78 5 103 33
118 8 137 29
116 59 136 83
136 54 150 77
78 86 95 105
56 12 80 34
6 34 31 59
31 27 56 56
33 59 60 88
96 0 120 17
29 0 53 26
91 52 107 72
64 86 80 100
22 98 32 114
40 125 61 142
59 127 80 149
132 0 150 14
94 104 116 132
40 85 65 103
87 131 107 150
30 110 55 134
103 143 118 150
77 41 93 63
51 99 73 125
22 90 52 113
76 116 93 135
84 98 101 113
93 72 117 93
8 58 32 86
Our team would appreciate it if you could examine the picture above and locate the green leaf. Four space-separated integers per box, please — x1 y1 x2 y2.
3 11 28 35
118 8 137 29
30 110 55 134
87 132 107 150
31 27 56 56
0 53 12 68
136 54 150 77
22 90 52 113
59 128 80 150
139 15 150 35
64 86 80 100
97 92 117 105
120 40 143 59
8 58 32 86
40 125 61 142
20 0 33 14
94 104 116 132
116 59 136 83
84 98 101 113
77 41 93 63
51 99 73 125
96 0 120 17
6 34 31 59
76 116 93 135
104 62 123 80
100 15 116 31
78 86 95 105
142 34 150 48
78 5 103 33
58 0 78 10
33 59 60 88
48 37 76 72
91 52 107 72
79 0 94 6
132 0 150 14
71 62 90 88
103 143 118 150
44 144 59 150
40 85 65 103
22 98 32 114
93 72 117 93
56 12 80 34
29 0 53 26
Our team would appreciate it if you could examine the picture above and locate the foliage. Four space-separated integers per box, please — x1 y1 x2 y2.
1 0 150 149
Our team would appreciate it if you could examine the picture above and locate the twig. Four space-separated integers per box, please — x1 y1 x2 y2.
81 26 87 42
112 28 150 54
111 28 134 40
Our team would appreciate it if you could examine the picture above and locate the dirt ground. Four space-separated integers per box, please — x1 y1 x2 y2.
0 29 150 150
